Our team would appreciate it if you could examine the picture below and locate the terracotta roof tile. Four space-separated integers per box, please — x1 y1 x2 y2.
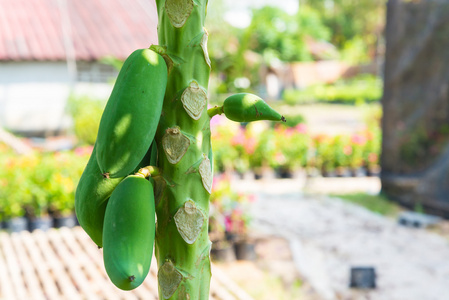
0 0 158 61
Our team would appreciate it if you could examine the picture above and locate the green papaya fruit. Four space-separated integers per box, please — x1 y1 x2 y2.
132 139 158 173
75 145 124 248
102 175 156 291
96 48 167 178
76 142 157 248
222 93 286 123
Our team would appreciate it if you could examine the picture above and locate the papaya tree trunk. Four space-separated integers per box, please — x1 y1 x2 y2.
153 0 212 298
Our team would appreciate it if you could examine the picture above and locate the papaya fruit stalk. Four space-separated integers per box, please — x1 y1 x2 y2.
152 0 212 298
152 1 285 299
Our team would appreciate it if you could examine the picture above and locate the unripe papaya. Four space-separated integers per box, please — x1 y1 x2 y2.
102 175 156 291
96 48 167 178
75 145 123 248
141 139 158 169
222 93 285 123
75 143 157 248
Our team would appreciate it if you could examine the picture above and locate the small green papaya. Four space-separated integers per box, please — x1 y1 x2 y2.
96 48 167 178
102 175 156 291
222 93 285 123
75 145 124 248
76 142 157 248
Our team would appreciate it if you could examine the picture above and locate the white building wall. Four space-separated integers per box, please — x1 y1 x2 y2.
0 61 71 134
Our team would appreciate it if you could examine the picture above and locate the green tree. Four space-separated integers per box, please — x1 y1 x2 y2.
302 0 386 61
243 6 331 62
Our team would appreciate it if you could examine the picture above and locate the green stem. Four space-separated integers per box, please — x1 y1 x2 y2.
134 166 161 178
207 106 224 118
154 0 212 299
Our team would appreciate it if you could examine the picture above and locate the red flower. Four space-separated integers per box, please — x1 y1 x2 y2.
368 152 378 163
343 145 352 156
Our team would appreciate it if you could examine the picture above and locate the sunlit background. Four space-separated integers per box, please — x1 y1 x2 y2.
1 0 449 299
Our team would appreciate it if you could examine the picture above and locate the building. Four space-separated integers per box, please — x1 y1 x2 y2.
0 0 158 136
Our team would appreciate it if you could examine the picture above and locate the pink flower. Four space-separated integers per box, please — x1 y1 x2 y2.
224 216 232 231
351 134 367 146
74 145 94 156
233 208 243 216
210 114 225 129
248 194 257 203
231 129 245 146
285 128 295 137
244 137 256 154
295 123 308 134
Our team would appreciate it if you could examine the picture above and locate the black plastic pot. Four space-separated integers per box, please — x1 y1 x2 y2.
336 167 351 177
276 168 294 179
351 167 367 177
350 267 376 289
211 242 236 262
225 232 239 242
4 217 28 233
321 169 336 177
234 240 256 261
367 166 381 177
28 217 52 232
53 215 77 228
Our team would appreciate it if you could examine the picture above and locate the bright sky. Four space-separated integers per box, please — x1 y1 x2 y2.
223 0 299 28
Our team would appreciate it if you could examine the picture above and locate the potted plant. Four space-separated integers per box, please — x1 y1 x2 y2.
211 118 240 174
24 154 53 232
1 153 29 232
314 134 336 177
363 125 382 176
349 133 367 177
248 125 276 179
209 174 237 262
1 192 28 232
275 123 310 178
230 126 254 177
48 174 77 228
49 151 86 228
331 135 352 177
226 205 256 261
209 174 257 260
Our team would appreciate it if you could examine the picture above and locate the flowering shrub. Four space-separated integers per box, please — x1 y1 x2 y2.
209 174 256 239
274 124 312 172
211 119 382 176
0 144 90 221
312 134 334 172
0 118 381 223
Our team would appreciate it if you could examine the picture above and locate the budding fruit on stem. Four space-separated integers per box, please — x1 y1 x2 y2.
208 93 286 123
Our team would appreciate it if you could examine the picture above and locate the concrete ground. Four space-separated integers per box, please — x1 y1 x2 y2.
229 177 449 300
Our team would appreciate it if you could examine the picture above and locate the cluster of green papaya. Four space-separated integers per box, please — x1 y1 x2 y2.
75 48 167 291
74 47 284 293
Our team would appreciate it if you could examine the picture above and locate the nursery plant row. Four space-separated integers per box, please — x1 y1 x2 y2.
0 120 381 225
211 116 382 178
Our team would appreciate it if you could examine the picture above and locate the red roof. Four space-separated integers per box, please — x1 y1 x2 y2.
0 0 158 61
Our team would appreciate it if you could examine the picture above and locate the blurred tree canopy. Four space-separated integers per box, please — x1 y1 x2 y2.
242 6 331 62
302 0 386 62
206 0 386 93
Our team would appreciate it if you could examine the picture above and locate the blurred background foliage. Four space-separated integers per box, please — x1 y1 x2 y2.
207 0 386 93
1 0 387 226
